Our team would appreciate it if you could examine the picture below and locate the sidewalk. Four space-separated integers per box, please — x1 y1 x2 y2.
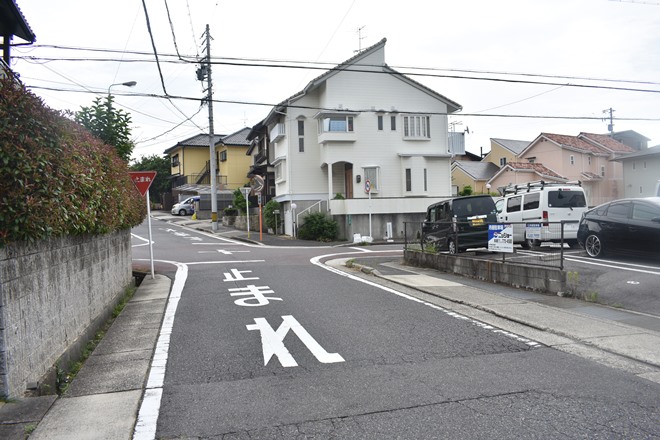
2 214 658 439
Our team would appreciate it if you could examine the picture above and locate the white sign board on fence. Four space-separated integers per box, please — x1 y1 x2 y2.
525 223 542 240
488 224 514 253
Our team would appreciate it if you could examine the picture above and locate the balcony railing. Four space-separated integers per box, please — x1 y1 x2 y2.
171 174 228 189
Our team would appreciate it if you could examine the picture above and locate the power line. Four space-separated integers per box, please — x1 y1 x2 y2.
25 86 660 122
16 44 660 89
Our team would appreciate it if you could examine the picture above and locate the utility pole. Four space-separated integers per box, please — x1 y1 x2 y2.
603 107 615 135
198 24 218 231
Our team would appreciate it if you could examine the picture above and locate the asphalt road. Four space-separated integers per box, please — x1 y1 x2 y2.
131 219 659 439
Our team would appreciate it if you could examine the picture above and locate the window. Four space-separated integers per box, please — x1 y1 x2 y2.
377 115 383 131
423 168 428 191
320 116 354 133
403 115 430 138
363 167 380 193
297 120 305 152
171 154 179 167
633 161 636 170
507 196 522 213
405 168 412 192
633 202 660 220
523 193 540 210
391 116 396 131
570 155 575 165
499 157 507 167
607 202 630 219
548 190 586 208
601 166 605 177
220 150 227 162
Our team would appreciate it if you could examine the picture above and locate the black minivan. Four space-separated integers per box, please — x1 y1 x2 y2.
422 195 498 254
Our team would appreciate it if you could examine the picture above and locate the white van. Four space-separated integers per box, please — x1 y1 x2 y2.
495 181 587 248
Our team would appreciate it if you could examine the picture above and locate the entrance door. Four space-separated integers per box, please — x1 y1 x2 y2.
344 164 353 199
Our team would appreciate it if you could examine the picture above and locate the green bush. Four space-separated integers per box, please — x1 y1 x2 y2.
297 212 339 241
263 199 281 231
0 77 146 246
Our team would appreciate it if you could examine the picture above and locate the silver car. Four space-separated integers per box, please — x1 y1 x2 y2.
171 196 199 216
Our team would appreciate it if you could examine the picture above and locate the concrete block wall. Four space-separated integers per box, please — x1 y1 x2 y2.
0 230 132 398
404 249 567 294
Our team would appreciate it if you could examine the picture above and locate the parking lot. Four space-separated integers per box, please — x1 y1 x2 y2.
430 243 660 317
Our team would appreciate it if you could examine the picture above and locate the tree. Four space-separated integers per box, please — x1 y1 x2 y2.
75 96 134 161
130 154 171 203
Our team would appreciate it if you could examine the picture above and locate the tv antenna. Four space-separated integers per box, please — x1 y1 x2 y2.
354 26 366 53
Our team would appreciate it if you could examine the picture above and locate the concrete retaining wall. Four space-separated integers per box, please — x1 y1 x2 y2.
0 230 132 398
404 249 566 294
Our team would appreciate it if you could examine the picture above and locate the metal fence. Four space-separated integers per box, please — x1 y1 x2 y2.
404 220 581 270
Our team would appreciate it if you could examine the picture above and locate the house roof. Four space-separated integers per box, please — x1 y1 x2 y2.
488 161 566 184
452 161 500 181
578 132 635 154
491 138 530 156
221 127 251 147
0 0 36 43
163 133 224 154
611 144 660 161
526 133 610 156
262 38 461 125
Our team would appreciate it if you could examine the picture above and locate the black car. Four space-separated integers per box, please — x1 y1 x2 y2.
577 197 660 258
422 195 497 254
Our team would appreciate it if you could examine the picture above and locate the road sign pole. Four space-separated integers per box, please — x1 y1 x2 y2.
146 191 155 279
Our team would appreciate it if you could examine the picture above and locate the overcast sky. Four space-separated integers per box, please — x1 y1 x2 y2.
11 0 660 161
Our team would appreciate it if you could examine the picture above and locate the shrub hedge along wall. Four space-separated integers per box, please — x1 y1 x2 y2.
0 76 146 246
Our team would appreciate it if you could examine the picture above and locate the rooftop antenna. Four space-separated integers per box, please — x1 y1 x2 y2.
354 26 366 53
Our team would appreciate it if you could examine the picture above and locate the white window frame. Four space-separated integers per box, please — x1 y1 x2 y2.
499 157 507 167
363 166 380 193
402 115 430 139
319 116 354 133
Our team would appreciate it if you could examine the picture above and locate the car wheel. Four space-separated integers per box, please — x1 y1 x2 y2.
584 234 604 258
179 209 187 216
448 239 458 255
520 239 530 249
526 238 540 249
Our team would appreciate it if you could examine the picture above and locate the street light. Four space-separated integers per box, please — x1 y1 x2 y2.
107 81 137 95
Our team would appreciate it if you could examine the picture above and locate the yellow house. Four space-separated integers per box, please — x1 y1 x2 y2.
164 128 252 192
483 138 530 167
451 161 500 195
217 127 252 190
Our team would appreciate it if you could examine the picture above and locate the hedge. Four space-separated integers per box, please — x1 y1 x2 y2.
0 76 146 246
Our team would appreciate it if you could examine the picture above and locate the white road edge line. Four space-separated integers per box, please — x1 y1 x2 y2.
133 260 187 440
311 252 542 348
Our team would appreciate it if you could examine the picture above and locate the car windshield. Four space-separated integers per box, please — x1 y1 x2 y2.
548 190 586 208
453 198 495 218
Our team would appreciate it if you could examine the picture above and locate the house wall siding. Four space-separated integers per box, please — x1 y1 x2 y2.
622 157 660 197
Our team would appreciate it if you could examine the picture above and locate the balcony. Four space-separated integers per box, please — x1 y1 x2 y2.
270 123 285 143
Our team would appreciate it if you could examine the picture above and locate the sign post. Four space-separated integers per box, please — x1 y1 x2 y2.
129 171 157 279
365 179 372 240
241 187 251 238
251 176 265 242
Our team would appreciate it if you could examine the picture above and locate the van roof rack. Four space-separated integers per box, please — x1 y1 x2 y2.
500 180 582 195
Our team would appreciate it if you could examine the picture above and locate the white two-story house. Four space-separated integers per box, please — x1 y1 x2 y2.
253 38 461 239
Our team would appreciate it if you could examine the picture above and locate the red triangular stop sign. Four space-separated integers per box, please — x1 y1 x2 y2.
129 171 157 197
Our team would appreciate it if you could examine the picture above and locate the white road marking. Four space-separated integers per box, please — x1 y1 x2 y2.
311 252 542 348
565 257 660 275
131 233 152 247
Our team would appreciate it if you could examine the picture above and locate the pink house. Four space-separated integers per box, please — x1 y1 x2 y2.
506 133 635 206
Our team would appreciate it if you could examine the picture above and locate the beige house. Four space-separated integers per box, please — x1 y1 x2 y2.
515 133 634 206
488 162 566 193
